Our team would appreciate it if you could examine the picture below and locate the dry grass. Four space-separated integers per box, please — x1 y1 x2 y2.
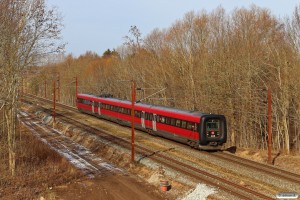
0 125 82 200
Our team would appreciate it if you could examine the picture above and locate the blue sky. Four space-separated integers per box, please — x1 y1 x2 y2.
47 0 300 57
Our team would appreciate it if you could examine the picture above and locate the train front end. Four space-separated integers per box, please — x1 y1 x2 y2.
199 115 227 150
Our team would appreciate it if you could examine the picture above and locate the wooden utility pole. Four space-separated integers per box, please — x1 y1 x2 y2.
44 80 47 98
22 78 24 96
74 76 78 106
57 73 60 102
76 76 78 97
131 80 136 162
267 88 272 164
53 81 56 128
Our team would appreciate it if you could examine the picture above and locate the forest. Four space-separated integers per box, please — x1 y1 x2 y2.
27 5 300 154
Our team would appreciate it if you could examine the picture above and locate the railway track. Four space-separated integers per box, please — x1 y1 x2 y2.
21 93 278 199
209 151 300 185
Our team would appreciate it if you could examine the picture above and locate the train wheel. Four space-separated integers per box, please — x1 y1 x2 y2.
147 129 156 136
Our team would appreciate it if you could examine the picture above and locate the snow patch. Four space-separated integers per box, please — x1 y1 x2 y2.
18 110 29 117
19 115 122 178
42 115 52 124
179 183 216 200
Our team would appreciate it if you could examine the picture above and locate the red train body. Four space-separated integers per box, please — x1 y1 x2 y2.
76 93 227 150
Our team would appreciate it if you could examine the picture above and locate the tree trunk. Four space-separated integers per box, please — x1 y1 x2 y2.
282 115 290 154
5 104 16 176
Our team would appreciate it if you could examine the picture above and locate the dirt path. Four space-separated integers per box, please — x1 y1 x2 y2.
53 174 168 200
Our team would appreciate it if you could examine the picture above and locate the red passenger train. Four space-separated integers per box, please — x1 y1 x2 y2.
76 93 227 150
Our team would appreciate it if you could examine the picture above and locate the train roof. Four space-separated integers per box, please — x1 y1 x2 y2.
77 93 215 118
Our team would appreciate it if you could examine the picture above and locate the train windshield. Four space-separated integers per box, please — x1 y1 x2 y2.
207 121 219 129
206 119 221 138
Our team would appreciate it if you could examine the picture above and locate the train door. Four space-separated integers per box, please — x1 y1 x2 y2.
152 114 157 131
141 111 145 128
92 101 95 113
98 102 101 115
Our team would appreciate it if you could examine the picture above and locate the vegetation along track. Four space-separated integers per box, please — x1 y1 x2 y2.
22 93 276 199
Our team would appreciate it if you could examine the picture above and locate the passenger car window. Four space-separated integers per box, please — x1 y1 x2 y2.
181 121 187 129
171 118 176 126
175 119 181 127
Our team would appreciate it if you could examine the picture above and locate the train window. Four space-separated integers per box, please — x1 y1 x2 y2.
160 116 165 123
171 118 176 126
181 121 187 129
77 98 83 103
156 115 160 122
83 99 91 105
175 119 181 127
149 114 153 121
134 110 141 118
207 121 219 129
166 117 171 125
94 102 99 107
101 104 105 109
187 122 194 130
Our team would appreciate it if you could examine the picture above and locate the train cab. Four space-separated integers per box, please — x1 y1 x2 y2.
199 115 227 150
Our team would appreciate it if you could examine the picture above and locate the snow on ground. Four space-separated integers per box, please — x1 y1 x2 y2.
18 111 122 178
17 111 29 117
179 183 216 200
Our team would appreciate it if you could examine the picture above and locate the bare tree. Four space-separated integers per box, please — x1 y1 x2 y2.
0 0 64 175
